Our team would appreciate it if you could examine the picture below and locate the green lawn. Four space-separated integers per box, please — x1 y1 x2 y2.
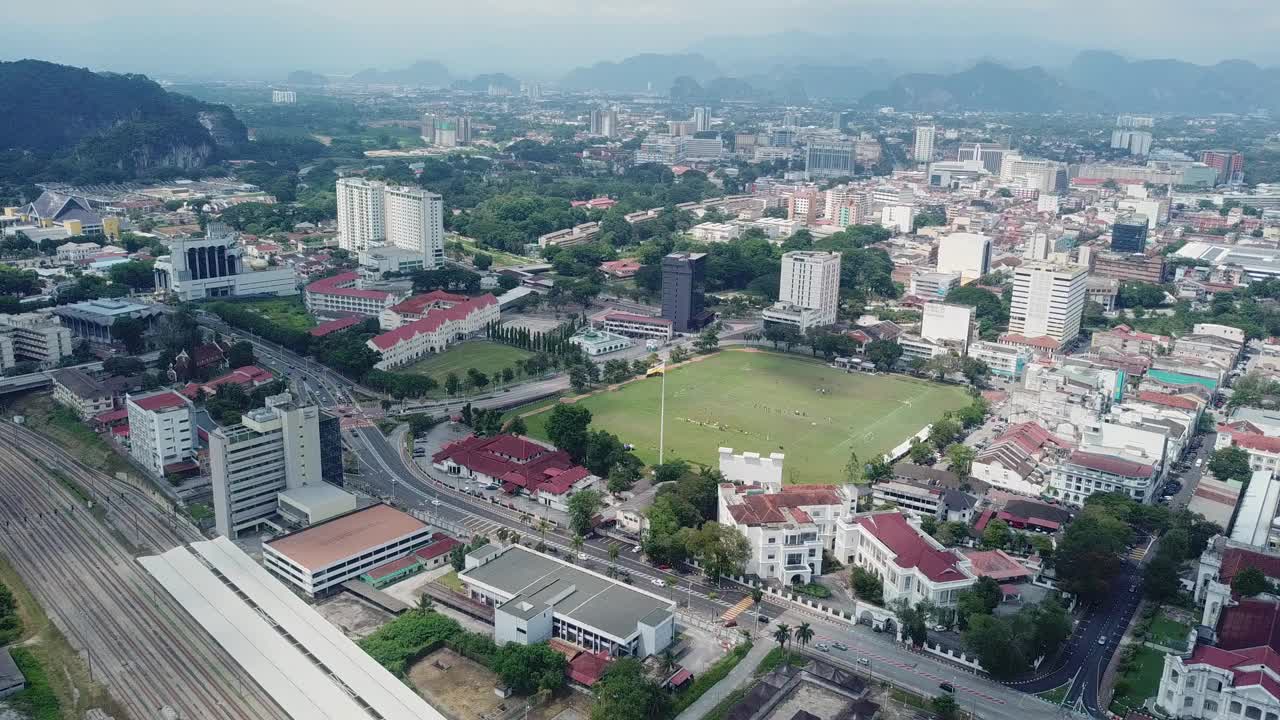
1037 684 1070 705
1148 614 1191 651
230 296 316 332
1111 646 1165 715
438 570 465 593
450 235 537 268
397 341 533 379
524 350 971 483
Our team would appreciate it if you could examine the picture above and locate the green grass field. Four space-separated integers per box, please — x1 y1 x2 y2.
524 350 971 483
398 341 533 379
1111 646 1165 715
450 235 537 268
232 296 316 332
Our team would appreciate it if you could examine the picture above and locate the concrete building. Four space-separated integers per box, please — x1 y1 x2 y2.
0 311 73 366
805 140 856 179
125 390 195 477
51 368 115 420
958 142 1010 175
336 177 385 252
909 271 960 301
589 108 618 138
936 233 992 282
762 251 841 331
1201 149 1245 185
1093 252 1166 284
971 421 1067 496
718 477 850 585
367 293 499 370
264 504 438 596
1049 450 1159 506
383 185 445 269
968 341 1031 380
154 224 297 301
53 298 163 346
880 205 915 234
460 545 675 658
661 252 711 333
432 434 599 513
833 511 976 607
1008 261 1088 344
1111 214 1149 253
1229 471 1280 550
692 106 711 132
304 271 402 317
597 312 673 342
209 392 346 538
913 126 936 164
569 328 632 356
689 222 742 243
1086 276 1121 312
921 302 975 355
358 246 430 275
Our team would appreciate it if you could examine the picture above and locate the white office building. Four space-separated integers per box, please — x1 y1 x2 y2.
881 205 916 234
833 511 977 607
271 90 296 104
0 311 72 366
762 251 841 331
384 185 444 269
153 224 297 301
910 271 960 301
125 390 195 477
913 125 936 164
921 302 975 355
936 232 991 282
336 177 386 253
209 392 349 538
1008 262 1088 344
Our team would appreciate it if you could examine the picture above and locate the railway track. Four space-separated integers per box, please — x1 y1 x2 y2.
0 426 289 719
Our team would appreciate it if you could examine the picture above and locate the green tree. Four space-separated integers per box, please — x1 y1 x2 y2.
1208 446 1252 484
850 567 884 605
956 576 1002 627
795 622 815 653
982 519 1012 549
684 521 750 584
773 623 792 658
545 403 593 460
591 658 670 720
929 417 962 450
962 614 1025 678
931 695 960 720
1232 566 1270 597
567 489 603 538
110 316 148 353
908 438 934 465
504 415 528 435
865 457 893 483
492 643 568 694
1054 505 1134 602
945 443 976 477
226 340 256 368
472 252 493 270
844 450 863 484
694 326 720 353
444 372 461 395
865 339 902 371
1144 553 1182 601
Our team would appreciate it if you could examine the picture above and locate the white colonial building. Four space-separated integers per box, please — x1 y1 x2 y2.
833 511 977 607
367 293 498 370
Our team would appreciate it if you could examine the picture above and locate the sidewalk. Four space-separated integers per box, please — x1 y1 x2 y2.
674 638 773 720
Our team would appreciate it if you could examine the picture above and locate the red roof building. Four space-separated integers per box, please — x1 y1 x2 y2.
180 365 275 399
309 315 362 337
837 512 977 606
431 434 598 509
304 271 401 317
367 294 499 369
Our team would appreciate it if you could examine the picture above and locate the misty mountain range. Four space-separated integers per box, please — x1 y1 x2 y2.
326 48 1280 114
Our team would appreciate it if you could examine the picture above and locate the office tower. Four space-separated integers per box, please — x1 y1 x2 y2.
661 252 710 333
1000 154 1060 193
778 251 842 327
336 177 386 252
768 128 796 147
384 185 445 269
420 113 437 143
913 125 936 163
209 392 338 538
957 142 1009 175
936 232 992 281
783 111 798 128
455 116 472 144
126 390 195 477
832 111 843 131
271 90 296 104
786 190 821 225
1111 214 1150 253
1201 149 1244 185
692 106 711 133
1009 262 1088 343
804 140 856 179
1024 229 1052 261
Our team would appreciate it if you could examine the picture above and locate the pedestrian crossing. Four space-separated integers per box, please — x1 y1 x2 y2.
461 516 508 540
720 596 755 623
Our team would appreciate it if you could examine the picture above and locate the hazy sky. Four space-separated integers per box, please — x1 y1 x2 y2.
4 0 1279 79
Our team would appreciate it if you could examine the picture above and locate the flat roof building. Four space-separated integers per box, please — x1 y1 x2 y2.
661 252 711 333
459 545 675 658
53 298 163 345
263 503 436 596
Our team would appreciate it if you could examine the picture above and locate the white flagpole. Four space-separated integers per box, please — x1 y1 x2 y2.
659 362 666 465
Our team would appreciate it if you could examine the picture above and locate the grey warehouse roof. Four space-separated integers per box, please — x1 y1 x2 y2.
462 546 673 641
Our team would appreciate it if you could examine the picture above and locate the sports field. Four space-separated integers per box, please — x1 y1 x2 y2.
398 341 532 379
524 349 971 484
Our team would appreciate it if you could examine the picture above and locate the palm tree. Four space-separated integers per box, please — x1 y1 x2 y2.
571 533 585 563
659 650 679 678
773 624 792 660
608 544 620 573
751 587 764 605
496 527 509 545
537 518 549 541
795 623 814 655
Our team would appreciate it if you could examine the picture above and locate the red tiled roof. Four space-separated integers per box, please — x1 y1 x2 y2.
973 509 995 533
414 534 461 561
998 333 1062 350
130 392 188 412
389 290 472 316
309 315 361 337
369 294 497 351
1136 391 1200 411
961 549 1033 581
1221 548 1280 585
93 408 129 424
1067 450 1154 478
725 486 843 526
604 312 672 326
1217 599 1280 654
432 434 593 497
1218 425 1280 454
306 271 393 301
363 554 421 580
568 651 612 687
1104 325 1169 344
855 512 970 583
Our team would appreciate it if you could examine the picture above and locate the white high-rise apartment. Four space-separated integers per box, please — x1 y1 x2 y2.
693 106 711 132
210 392 331 538
384 185 445 269
936 232 992 282
126 390 195 477
1009 262 1088 343
913 125 936 163
336 177 385 252
778 251 842 327
336 179 444 268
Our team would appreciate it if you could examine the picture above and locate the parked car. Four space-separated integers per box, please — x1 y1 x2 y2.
651 579 666 587
1097 637 1106 645
632 545 643 553
856 657 870 666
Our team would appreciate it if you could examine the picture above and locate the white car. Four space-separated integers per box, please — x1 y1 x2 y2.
651 578 666 587
430 499 441 506
633 545 643 553
577 552 589 560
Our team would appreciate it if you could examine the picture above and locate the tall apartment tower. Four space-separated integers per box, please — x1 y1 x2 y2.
1111 214 1150 254
936 232 992 282
336 177 386 252
913 125 936 163
1009 262 1088 344
692 106 711 132
778 251 842 328
589 108 618 138
420 113 437 143
455 116 472 144
661 252 710 333
384 185 445 268
209 392 338 538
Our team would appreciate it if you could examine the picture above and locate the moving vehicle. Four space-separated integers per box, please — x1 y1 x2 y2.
856 657 870 666
939 682 955 693
1098 637 1107 645
832 642 848 652
633 545 643 553
815 642 830 652
651 579 666 587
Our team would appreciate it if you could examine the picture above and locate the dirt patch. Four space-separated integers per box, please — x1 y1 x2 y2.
313 595 393 640
409 647 594 720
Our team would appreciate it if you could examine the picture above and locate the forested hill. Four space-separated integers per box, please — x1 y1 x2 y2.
0 59 246 181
